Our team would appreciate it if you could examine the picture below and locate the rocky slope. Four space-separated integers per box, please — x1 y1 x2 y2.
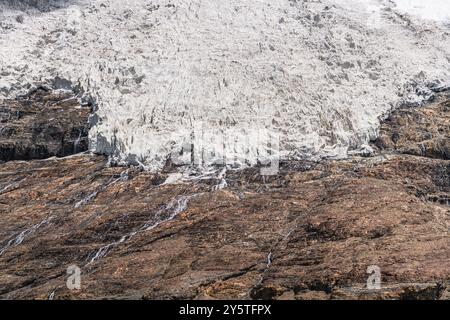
373 97 450 160
0 87 91 162
0 91 448 300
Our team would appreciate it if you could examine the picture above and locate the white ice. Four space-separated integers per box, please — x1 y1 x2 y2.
0 0 449 171
394 0 450 22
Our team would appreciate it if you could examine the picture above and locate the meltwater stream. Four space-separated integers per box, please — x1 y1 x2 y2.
0 215 53 256
0 178 27 195
0 0 449 171
87 193 198 264
74 170 129 208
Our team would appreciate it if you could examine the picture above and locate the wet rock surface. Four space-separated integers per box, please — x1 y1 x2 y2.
0 94 449 300
0 88 91 162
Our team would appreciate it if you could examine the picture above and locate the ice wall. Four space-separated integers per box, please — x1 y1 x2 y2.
0 0 449 171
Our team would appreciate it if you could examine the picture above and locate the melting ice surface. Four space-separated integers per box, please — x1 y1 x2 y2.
0 0 449 171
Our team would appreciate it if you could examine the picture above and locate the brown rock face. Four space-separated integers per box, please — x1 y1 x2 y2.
0 92 448 300
374 98 450 160
0 88 91 162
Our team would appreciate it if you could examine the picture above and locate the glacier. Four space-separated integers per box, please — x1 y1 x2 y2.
0 0 449 171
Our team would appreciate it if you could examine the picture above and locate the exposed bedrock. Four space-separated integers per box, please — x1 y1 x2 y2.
0 88 91 162
0 150 448 300
373 97 450 160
